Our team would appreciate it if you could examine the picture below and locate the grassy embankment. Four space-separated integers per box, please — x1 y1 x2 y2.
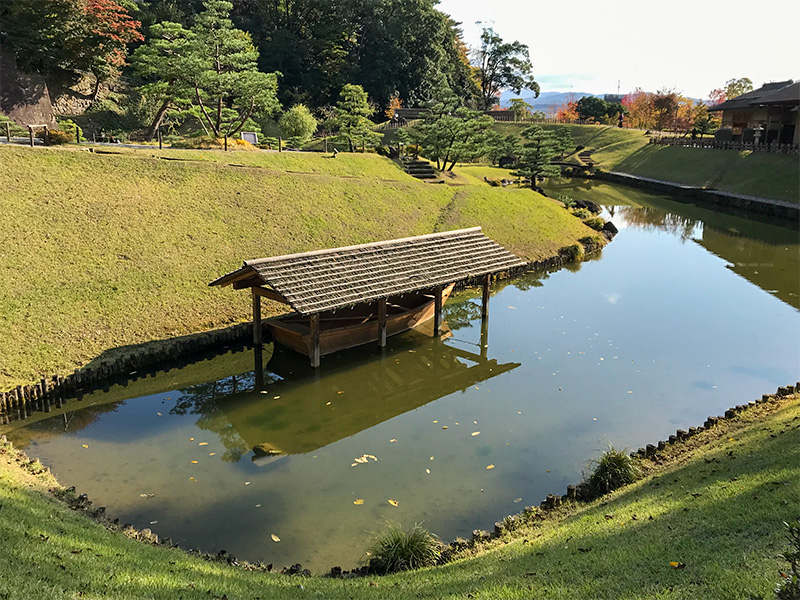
1 391 797 599
491 123 800 204
0 145 599 389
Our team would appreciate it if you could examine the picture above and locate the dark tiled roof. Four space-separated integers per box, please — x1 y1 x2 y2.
754 81 800 105
210 227 526 315
709 80 795 111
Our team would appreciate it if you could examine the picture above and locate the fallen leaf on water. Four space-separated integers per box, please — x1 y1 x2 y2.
389 439 397 443
593 418 598 421
430 456 434 460
274 396 280 400
353 499 364 505
271 534 280 542
255 504 261 508
337 391 344 394
387 499 398 507
150 520 158 525
209 453 215 456
351 463 358 467
471 431 480 437
245 481 251 485
442 426 448 430
190 460 198 464
627 391 633 394
508 306 517 309
425 469 430 474
326 401 331 406
547 469 551 472
433 420 438 424
260 390 268 394
486 464 495 470
514 498 522 503
198 442 208 446
189 477 196 481
82 444 89 449
156 412 162 416
189 438 194 441
669 561 686 569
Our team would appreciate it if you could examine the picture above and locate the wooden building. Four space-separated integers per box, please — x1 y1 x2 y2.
209 227 526 367
709 80 799 145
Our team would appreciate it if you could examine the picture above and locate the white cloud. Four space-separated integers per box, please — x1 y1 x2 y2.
438 0 800 99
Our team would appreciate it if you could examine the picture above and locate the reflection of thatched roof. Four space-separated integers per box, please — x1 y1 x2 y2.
709 80 796 111
210 227 526 315
218 336 520 455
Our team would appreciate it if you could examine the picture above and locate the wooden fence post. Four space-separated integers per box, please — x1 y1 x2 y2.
5 122 10 143
28 126 34 147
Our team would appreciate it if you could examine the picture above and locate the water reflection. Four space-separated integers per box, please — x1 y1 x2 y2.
175 328 519 460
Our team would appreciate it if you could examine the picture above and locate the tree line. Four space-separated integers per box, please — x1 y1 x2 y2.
0 0 541 140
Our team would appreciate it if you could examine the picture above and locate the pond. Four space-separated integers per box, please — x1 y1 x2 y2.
4 180 799 572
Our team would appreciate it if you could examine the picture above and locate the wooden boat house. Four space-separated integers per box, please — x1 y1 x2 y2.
209 227 526 367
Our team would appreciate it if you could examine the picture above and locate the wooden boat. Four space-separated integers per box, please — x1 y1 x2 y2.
265 283 455 358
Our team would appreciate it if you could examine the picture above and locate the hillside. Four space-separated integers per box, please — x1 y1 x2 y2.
0 146 598 389
492 123 800 203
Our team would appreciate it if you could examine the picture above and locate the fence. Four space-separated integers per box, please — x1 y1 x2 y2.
649 136 799 154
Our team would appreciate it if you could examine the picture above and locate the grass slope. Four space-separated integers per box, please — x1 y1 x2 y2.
0 146 595 389
492 123 799 203
1 393 796 599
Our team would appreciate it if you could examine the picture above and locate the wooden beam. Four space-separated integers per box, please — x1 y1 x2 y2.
482 273 491 321
310 314 320 368
377 298 387 347
433 285 443 335
251 286 289 304
252 289 262 346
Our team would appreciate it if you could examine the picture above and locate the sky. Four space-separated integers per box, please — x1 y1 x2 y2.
435 0 800 100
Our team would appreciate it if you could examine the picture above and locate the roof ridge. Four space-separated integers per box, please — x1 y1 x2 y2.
243 227 483 267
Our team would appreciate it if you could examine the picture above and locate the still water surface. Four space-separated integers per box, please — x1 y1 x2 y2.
5 182 799 571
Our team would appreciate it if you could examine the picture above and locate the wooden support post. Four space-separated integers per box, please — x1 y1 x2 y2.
310 313 320 368
481 274 491 321
158 129 163 150
43 126 49 146
224 134 228 151
377 298 387 348
278 136 282 152
252 289 262 346
28 126 34 147
433 285 443 336
480 315 489 360
253 343 264 390
5 122 10 142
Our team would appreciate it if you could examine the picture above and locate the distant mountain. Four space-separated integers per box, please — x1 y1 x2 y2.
498 90 599 112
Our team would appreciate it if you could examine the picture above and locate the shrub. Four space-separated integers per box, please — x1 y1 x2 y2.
58 119 84 142
583 217 605 231
366 522 441 574
557 194 577 208
374 145 390 157
559 243 584 262
571 207 591 219
776 518 800 599
36 129 71 145
586 444 641 496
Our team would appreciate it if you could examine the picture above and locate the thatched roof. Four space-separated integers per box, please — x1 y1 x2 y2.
709 80 796 112
210 227 526 315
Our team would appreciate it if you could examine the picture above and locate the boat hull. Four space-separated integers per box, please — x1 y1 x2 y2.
265 284 455 358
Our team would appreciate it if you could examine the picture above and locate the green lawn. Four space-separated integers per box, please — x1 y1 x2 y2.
0 145 596 389
491 123 799 203
1 392 796 599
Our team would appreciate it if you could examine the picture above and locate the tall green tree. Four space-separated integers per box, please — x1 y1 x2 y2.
131 21 196 139
553 126 574 158
512 125 560 188
724 77 753 99
333 83 380 151
185 0 280 137
575 96 608 122
472 28 539 111
508 98 534 121
411 91 494 170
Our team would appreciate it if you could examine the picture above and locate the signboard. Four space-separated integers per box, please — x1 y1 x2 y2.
241 131 258 145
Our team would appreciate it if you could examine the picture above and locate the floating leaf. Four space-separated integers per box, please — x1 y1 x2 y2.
351 463 358 467
337 391 344 395
389 439 397 443
245 481 251 485
273 396 280 399
260 390 269 394
156 412 163 416
513 498 522 503
150 520 158 525
198 442 208 446
81 444 89 449
472 431 480 437
387 499 398 507
508 306 517 309
486 464 495 470
425 469 430 474
189 438 194 441
209 453 215 456
326 401 331 405
353 499 364 505
433 420 438 424
593 418 598 421
271 534 280 542
255 504 261 508
430 456 434 460
190 460 198 464
139 494 148 498
442 426 448 430
189 476 196 481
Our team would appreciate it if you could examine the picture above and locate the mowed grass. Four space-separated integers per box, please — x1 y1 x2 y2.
1 393 796 599
0 146 596 388
492 123 800 203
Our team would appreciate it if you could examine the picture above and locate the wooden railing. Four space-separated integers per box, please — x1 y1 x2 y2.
649 136 799 154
